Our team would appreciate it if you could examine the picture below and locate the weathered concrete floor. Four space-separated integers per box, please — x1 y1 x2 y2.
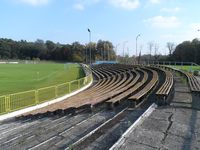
197 76 200 83
114 76 200 150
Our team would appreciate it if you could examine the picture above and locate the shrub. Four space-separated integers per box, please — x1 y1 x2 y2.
193 70 199 76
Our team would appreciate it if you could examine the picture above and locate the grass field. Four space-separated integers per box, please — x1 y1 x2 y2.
0 63 84 96
167 65 200 72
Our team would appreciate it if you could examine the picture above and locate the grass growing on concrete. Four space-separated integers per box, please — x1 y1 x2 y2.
175 72 188 85
0 63 84 96
168 65 200 72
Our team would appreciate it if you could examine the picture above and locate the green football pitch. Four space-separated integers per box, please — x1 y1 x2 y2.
0 63 85 96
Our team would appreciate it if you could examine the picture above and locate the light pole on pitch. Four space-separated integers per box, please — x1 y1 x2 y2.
136 34 141 64
88 28 91 65
115 43 120 62
123 41 128 63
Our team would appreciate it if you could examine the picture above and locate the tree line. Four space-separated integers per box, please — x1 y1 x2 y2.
171 38 200 64
128 39 200 65
0 38 116 62
1 37 200 64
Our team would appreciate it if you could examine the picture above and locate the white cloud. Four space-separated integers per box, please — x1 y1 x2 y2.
189 23 200 30
73 3 85 11
186 23 200 40
161 34 175 39
149 0 160 4
161 23 200 43
177 23 200 41
161 7 180 13
73 0 140 11
145 16 181 28
109 0 140 10
17 0 50 6
73 0 100 11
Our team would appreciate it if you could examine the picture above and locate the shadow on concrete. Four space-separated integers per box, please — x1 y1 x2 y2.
172 73 200 149
181 93 200 149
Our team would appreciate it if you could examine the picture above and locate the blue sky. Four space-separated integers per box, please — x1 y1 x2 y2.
0 0 200 56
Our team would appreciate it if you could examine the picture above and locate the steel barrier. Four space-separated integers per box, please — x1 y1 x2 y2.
0 74 92 115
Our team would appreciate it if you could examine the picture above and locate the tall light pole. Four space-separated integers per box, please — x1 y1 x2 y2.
122 41 128 64
126 47 129 64
136 34 141 64
195 29 200 63
108 44 109 61
136 34 141 57
85 44 87 64
104 43 106 61
88 28 91 65
101 48 103 61
123 41 128 57
115 43 120 62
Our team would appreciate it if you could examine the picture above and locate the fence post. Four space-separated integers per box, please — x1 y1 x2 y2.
88 75 90 82
69 82 71 93
83 77 86 85
35 90 39 104
55 86 58 98
87 76 90 84
89 75 92 83
78 79 80 89
5 96 11 112
86 76 88 85
90 74 92 82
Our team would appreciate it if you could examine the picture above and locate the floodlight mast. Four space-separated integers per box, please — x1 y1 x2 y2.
123 41 128 64
115 43 120 61
136 34 141 57
87 28 91 65
136 34 141 64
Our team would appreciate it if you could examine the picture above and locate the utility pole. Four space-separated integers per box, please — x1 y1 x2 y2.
115 43 120 62
136 34 141 64
88 28 91 65
123 41 128 64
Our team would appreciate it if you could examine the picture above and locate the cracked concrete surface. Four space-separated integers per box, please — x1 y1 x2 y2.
114 75 200 150
197 76 200 83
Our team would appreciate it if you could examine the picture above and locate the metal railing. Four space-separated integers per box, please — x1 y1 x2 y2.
0 74 92 115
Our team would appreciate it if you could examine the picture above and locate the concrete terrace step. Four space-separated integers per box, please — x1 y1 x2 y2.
26 110 116 150
0 110 116 149
111 72 200 150
0 113 91 149
0 114 73 143
70 108 145 150
54 111 115 149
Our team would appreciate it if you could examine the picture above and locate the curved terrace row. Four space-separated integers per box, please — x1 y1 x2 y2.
21 64 175 117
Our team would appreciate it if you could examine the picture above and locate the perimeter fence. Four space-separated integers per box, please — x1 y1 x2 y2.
0 74 92 115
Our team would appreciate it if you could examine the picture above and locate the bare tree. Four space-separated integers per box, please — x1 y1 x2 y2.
166 42 175 56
